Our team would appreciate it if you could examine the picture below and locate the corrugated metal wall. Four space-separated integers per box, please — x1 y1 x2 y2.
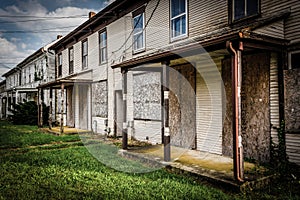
196 56 223 154
269 53 280 145
286 134 300 165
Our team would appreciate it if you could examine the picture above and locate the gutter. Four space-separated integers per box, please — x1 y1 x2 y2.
226 40 244 182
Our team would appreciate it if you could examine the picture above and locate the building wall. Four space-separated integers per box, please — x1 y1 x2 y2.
223 53 271 163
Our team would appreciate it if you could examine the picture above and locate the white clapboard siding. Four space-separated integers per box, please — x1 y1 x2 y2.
134 120 162 144
73 42 82 74
286 134 300 165
196 57 223 154
189 0 227 38
270 53 280 145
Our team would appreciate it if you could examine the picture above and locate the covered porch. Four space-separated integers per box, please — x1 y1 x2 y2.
37 78 92 134
112 30 287 182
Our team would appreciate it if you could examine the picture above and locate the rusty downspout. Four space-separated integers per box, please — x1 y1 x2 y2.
226 40 244 182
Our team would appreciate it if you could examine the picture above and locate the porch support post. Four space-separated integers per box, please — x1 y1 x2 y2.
49 88 53 130
162 61 170 162
40 88 44 127
226 40 244 182
37 88 41 127
122 68 128 150
60 84 64 134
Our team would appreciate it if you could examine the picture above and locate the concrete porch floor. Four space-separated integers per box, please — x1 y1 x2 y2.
37 129 274 192
121 144 274 193
39 126 92 135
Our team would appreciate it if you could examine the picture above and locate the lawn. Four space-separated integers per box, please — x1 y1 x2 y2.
0 120 299 199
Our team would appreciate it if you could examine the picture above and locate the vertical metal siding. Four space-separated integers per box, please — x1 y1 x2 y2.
270 53 280 145
286 134 300 165
196 56 223 154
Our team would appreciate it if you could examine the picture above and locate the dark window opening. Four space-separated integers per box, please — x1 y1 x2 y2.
69 47 74 74
233 0 259 21
291 52 300 69
82 40 88 69
58 53 62 77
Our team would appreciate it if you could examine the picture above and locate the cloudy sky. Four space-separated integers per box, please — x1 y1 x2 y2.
0 0 113 80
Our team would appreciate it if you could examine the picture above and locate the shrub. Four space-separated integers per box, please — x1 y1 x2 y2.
9 101 49 126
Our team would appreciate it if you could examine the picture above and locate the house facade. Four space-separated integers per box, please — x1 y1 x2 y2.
1 39 59 119
38 0 299 169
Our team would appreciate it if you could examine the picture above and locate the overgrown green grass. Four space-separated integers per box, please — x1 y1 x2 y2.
0 120 299 199
0 121 80 149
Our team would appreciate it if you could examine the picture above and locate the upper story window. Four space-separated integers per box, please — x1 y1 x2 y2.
289 51 300 69
82 39 88 69
232 0 259 21
99 30 107 64
170 0 187 40
69 47 74 74
57 53 62 77
133 12 145 52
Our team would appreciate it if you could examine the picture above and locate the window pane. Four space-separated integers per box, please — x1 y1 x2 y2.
247 0 258 16
181 15 186 35
234 0 245 20
69 48 74 61
172 17 181 37
134 33 144 50
171 0 186 18
134 14 143 33
82 41 88 55
100 32 107 48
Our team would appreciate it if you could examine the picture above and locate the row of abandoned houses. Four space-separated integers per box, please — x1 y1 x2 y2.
0 0 299 176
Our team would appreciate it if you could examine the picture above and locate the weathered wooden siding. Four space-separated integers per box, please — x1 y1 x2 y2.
88 32 99 70
253 20 284 39
73 42 81 74
286 133 300 165
196 56 223 154
261 0 300 43
189 0 227 38
144 0 169 52
270 53 280 145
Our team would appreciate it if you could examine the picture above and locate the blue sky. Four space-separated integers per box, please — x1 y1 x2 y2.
0 0 113 79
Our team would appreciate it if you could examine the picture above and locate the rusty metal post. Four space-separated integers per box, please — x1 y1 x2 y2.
162 61 170 162
60 84 64 134
226 40 244 182
122 69 128 150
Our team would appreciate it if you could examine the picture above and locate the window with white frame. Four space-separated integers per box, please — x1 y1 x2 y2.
82 39 88 69
69 47 74 74
170 0 187 39
232 0 259 21
133 12 145 52
99 30 107 64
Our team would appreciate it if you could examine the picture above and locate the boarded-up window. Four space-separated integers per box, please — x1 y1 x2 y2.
133 72 161 120
92 81 108 118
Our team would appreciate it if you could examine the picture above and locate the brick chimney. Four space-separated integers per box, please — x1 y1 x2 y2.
57 35 63 39
89 11 96 19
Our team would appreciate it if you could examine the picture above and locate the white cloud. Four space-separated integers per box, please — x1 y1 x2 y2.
0 37 33 74
0 0 97 46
